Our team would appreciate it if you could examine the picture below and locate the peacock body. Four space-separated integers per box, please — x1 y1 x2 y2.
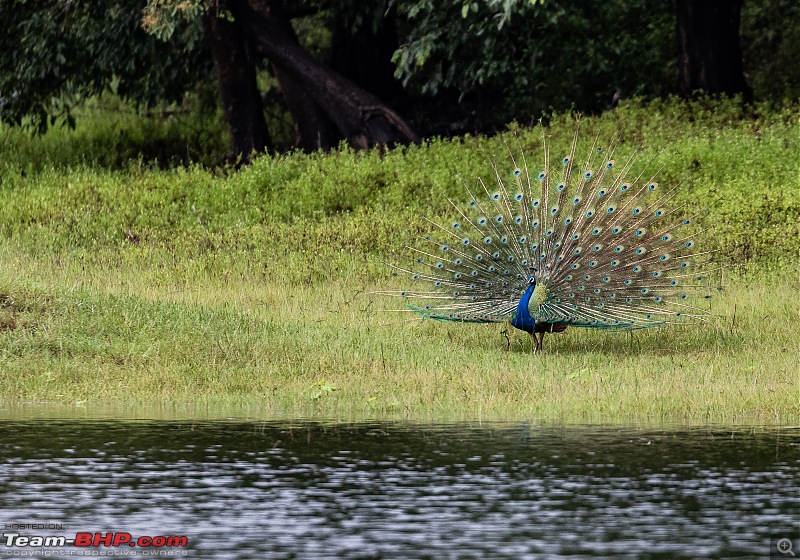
383 127 715 351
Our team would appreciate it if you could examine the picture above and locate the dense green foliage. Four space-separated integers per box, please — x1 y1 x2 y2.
0 0 210 132
1 97 798 269
4 0 800 145
393 0 675 125
741 0 800 102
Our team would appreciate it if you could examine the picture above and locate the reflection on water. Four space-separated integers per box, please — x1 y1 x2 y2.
0 420 798 559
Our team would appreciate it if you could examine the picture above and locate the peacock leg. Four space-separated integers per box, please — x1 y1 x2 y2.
533 332 545 353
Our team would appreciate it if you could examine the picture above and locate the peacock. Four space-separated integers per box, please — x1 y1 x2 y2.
381 126 716 351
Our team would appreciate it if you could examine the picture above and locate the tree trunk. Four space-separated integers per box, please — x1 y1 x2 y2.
255 2 339 151
229 0 419 151
204 11 271 159
676 0 752 100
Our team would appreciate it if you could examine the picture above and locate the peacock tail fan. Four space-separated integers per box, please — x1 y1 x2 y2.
378 125 719 335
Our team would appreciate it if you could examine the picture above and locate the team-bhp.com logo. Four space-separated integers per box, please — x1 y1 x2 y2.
3 532 189 555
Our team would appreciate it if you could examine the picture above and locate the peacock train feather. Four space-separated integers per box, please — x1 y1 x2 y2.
379 126 718 351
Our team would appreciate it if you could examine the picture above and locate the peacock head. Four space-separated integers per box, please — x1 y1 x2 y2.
528 277 552 313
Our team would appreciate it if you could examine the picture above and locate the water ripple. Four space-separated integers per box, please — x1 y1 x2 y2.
0 421 797 559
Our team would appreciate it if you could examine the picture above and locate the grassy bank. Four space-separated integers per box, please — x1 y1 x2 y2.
0 98 799 423
0 242 798 424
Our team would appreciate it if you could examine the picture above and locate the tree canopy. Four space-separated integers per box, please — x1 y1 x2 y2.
0 0 211 133
1 0 798 158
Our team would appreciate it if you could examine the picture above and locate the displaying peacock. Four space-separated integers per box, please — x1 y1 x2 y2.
381 126 717 351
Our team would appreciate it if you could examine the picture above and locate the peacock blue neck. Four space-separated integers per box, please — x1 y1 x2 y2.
511 284 537 333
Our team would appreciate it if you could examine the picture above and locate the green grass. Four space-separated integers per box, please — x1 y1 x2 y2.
0 95 230 171
0 243 797 424
0 96 799 423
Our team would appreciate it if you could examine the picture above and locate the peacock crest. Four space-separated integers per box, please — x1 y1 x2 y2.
381 126 717 351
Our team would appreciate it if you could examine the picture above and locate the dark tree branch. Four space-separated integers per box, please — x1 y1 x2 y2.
229 0 419 150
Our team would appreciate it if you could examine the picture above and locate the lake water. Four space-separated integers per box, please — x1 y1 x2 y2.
0 419 798 559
